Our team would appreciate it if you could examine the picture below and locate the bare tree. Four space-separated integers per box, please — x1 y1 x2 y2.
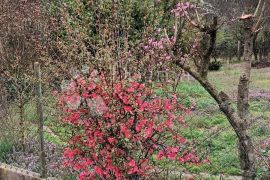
172 1 266 179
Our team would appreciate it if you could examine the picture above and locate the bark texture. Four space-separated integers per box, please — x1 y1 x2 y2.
199 16 218 79
237 15 256 180
237 41 242 61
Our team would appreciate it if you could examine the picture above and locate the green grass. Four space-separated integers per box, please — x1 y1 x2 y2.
167 63 270 177
0 139 13 161
209 64 270 92
176 82 208 98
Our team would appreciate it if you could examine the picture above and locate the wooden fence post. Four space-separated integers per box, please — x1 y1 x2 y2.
34 62 47 178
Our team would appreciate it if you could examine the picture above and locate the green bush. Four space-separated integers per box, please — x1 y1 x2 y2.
209 61 222 71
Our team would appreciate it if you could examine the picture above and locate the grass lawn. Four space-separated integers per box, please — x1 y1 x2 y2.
209 63 270 93
170 63 270 177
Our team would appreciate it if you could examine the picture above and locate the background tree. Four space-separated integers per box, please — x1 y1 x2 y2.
167 1 267 179
0 0 50 149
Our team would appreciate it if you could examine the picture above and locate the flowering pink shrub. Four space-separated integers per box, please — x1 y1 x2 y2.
171 2 194 17
140 2 199 67
58 73 199 179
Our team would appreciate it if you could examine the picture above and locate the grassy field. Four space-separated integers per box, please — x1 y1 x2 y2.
209 63 270 93
171 63 270 177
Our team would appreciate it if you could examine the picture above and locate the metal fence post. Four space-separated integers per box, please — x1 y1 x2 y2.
34 62 47 178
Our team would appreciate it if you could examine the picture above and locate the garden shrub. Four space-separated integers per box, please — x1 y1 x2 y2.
58 73 200 179
209 60 222 71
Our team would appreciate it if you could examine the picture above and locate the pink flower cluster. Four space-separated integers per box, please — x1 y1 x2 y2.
171 2 194 17
58 73 200 179
142 37 174 64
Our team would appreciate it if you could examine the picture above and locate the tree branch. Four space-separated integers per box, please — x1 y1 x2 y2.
175 61 246 140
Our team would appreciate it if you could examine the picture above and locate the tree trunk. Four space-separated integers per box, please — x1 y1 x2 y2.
259 49 263 62
253 32 258 62
238 133 256 180
237 16 255 180
237 76 249 121
199 16 217 79
238 16 253 120
254 51 258 62
238 40 242 61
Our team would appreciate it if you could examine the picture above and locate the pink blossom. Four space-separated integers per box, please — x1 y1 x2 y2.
94 166 103 176
124 105 132 112
66 93 81 109
157 150 165 160
87 95 109 116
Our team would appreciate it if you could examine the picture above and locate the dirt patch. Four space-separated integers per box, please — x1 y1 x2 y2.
249 90 270 101
230 90 270 101
252 61 270 69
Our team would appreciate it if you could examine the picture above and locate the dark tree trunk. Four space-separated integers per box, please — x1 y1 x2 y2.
259 49 263 62
253 32 259 61
199 16 218 79
238 40 242 61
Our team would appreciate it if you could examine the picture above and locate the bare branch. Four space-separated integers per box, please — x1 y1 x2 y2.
253 2 266 32
254 0 263 17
